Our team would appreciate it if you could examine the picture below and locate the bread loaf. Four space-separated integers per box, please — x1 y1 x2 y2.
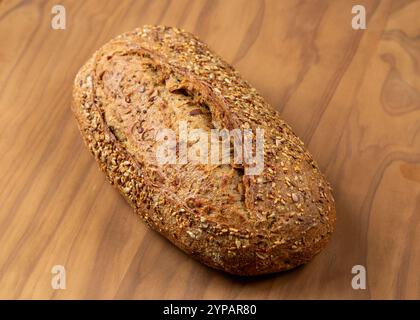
72 25 336 275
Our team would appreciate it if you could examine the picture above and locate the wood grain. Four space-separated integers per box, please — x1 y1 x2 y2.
0 0 419 299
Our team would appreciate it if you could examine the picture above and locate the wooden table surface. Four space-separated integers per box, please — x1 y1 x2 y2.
1 0 419 299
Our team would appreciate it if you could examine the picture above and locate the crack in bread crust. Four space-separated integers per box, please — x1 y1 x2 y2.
96 52 249 226
71 25 336 275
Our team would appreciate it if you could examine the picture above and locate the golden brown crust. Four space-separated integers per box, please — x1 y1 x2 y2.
71 25 336 275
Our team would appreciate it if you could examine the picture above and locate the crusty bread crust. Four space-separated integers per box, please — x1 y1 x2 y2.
72 25 336 275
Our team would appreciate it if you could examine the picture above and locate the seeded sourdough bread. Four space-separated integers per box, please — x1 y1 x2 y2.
72 25 336 275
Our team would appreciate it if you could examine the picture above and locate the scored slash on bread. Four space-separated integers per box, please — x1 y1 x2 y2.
71 25 336 275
